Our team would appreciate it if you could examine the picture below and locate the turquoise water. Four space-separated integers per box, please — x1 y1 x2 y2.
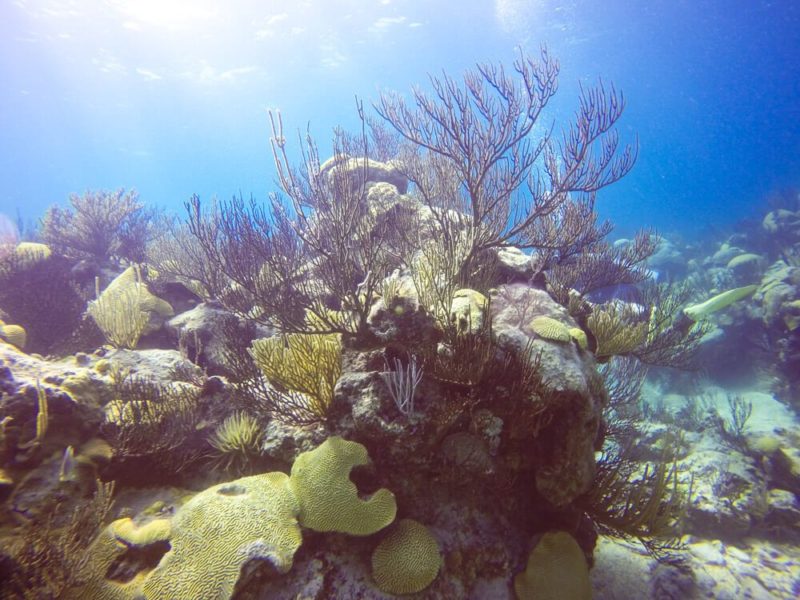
1 0 798 236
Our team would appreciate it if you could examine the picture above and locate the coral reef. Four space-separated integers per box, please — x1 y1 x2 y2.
4 49 796 600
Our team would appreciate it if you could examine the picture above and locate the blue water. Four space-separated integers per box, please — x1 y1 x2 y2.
1 0 798 238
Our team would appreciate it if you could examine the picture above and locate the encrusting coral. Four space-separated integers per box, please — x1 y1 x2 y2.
568 326 589 350
110 516 172 546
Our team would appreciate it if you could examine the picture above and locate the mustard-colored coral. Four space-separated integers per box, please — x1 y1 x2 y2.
14 241 52 265
514 531 591 600
372 519 441 595
450 288 489 334
726 253 761 269
0 323 26 349
288 436 397 535
142 471 302 600
568 327 588 350
529 316 571 342
63 525 146 600
110 517 171 546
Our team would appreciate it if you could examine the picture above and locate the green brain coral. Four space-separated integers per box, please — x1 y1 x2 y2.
514 531 591 600
568 327 588 350
142 471 302 600
372 519 441 595
288 436 397 535
14 241 52 265
64 525 149 600
529 316 571 342
0 323 26 349
64 437 397 598
110 517 172 546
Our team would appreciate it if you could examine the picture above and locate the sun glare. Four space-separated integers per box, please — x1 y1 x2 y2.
108 0 218 30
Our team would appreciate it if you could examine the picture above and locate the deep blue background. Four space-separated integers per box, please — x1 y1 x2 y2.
1 0 798 238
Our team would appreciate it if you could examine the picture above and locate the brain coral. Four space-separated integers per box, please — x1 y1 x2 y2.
372 519 442 595
529 316 571 342
0 323 26 349
568 327 588 350
110 517 171 546
14 241 52 265
142 471 302 600
288 436 397 535
63 525 148 600
514 531 591 600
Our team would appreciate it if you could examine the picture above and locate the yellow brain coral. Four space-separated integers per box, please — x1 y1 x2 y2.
288 436 397 535
568 327 588 350
514 531 591 600
529 316 571 342
142 471 302 600
372 519 442 595
0 323 26 349
14 241 52 265
110 517 172 547
63 525 148 600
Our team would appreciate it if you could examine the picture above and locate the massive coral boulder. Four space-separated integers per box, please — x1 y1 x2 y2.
319 154 408 195
763 208 800 237
491 283 604 507
166 302 268 376
647 235 686 278
755 260 800 404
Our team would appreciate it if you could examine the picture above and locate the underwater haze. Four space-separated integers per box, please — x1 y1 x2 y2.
1 0 799 236
4 2 800 599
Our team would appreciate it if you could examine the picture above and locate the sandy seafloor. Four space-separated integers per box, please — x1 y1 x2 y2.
591 375 800 600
